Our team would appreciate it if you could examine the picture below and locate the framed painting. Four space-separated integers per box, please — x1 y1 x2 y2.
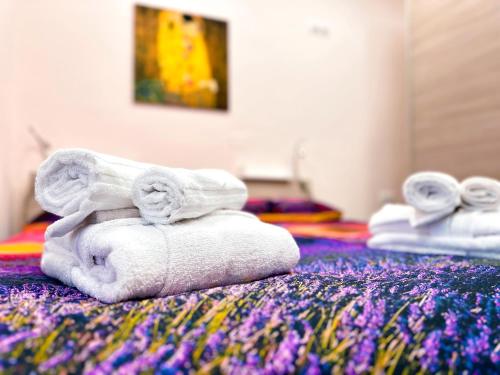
134 5 228 111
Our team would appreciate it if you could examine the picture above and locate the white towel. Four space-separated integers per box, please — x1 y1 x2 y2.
35 149 248 236
369 204 416 235
460 176 500 211
369 233 500 260
132 167 248 224
368 204 500 259
35 149 151 237
35 149 150 216
402 172 461 227
41 211 300 303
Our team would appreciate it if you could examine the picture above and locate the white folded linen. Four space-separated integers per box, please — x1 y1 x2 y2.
402 172 461 227
368 204 500 259
35 149 151 236
41 211 300 303
369 204 416 235
45 208 142 240
369 233 500 260
132 167 248 224
460 176 500 211
35 148 248 236
370 204 500 236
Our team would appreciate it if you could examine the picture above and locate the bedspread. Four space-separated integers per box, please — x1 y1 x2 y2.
0 225 499 373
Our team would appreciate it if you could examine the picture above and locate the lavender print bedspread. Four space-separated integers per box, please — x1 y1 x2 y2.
0 238 499 374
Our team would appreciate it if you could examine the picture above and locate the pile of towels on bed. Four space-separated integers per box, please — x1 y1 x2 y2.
35 149 299 303
369 172 500 259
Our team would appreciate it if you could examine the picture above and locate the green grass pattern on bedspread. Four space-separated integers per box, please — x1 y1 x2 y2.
0 238 499 374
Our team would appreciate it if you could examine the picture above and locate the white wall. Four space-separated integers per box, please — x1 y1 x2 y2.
0 0 15 239
1 0 406 238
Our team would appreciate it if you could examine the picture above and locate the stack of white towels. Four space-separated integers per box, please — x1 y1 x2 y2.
368 172 500 259
35 149 300 303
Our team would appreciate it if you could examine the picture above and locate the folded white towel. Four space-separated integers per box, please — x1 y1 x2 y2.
41 211 300 303
370 203 500 236
369 204 416 235
35 149 151 236
461 176 500 211
369 232 500 260
402 172 461 227
368 204 500 259
132 167 248 224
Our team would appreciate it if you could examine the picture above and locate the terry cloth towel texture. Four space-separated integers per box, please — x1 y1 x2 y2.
41 211 300 303
402 172 461 227
460 176 500 211
368 204 500 259
132 167 247 224
35 149 247 236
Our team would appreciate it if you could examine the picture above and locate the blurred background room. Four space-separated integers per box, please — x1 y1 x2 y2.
0 0 499 240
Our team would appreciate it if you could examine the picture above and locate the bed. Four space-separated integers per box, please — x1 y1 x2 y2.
0 200 498 374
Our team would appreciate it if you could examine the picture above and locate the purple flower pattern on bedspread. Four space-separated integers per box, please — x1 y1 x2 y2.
0 238 499 374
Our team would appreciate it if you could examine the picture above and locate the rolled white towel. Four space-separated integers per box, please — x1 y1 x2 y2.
132 167 248 224
35 149 151 236
41 211 300 303
460 176 500 211
402 172 461 227
35 149 150 216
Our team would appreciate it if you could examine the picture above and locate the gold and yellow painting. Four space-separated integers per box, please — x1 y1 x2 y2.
134 6 228 110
